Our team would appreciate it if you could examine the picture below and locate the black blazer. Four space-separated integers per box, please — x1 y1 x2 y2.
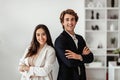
54 31 94 80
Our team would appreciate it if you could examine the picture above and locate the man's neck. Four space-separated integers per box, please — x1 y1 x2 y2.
65 30 75 35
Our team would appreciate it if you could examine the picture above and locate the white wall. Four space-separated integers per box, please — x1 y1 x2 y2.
0 0 85 80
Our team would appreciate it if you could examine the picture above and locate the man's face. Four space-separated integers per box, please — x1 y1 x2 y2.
62 14 77 33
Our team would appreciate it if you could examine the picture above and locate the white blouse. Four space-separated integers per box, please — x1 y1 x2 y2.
18 44 56 80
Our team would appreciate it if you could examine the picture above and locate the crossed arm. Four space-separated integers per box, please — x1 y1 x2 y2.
65 46 91 61
19 64 29 72
18 48 56 77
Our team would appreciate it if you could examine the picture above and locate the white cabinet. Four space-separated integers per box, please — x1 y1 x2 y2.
108 61 120 80
85 0 120 80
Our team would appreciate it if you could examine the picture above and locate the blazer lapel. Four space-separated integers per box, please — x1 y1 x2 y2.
62 31 78 50
34 44 47 66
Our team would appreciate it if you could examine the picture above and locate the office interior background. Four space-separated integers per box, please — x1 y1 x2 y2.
0 0 119 80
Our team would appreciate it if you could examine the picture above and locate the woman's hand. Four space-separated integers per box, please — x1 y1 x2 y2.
19 64 30 72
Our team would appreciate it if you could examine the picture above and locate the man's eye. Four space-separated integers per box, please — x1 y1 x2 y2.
65 18 69 21
71 18 75 21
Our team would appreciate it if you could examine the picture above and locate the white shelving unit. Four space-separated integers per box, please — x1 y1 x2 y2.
108 61 120 80
84 0 120 80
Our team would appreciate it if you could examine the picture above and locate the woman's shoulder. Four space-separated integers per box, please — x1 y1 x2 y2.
46 44 55 52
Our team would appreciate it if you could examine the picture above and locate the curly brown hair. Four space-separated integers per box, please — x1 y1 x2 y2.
60 9 79 24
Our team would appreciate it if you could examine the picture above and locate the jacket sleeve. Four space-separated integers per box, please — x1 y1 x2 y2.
55 37 80 67
79 36 94 63
18 48 32 78
27 47 56 77
81 52 94 63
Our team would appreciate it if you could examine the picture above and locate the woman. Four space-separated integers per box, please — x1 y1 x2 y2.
18 24 56 80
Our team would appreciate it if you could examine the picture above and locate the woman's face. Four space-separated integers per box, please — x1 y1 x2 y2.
36 28 47 46
62 14 77 34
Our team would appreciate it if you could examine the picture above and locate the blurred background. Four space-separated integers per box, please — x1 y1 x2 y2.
0 0 84 80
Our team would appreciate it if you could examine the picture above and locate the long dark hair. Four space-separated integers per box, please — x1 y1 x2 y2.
25 24 53 57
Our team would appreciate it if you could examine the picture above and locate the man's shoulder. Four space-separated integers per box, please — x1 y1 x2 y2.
76 34 83 38
55 32 69 44
56 31 66 39
55 34 65 42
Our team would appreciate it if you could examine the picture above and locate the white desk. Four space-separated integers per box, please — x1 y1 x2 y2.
108 61 120 80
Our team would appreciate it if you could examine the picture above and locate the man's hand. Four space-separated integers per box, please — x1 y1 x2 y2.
82 46 90 55
65 50 82 61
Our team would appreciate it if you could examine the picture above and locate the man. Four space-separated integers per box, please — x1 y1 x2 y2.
54 9 94 80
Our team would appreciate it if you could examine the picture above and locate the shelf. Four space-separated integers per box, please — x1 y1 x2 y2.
86 30 106 32
85 19 105 21
107 48 118 51
85 0 120 80
94 54 106 56
107 19 119 21
107 53 119 56
107 29 119 32
85 8 106 10
107 7 119 9
86 66 106 69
